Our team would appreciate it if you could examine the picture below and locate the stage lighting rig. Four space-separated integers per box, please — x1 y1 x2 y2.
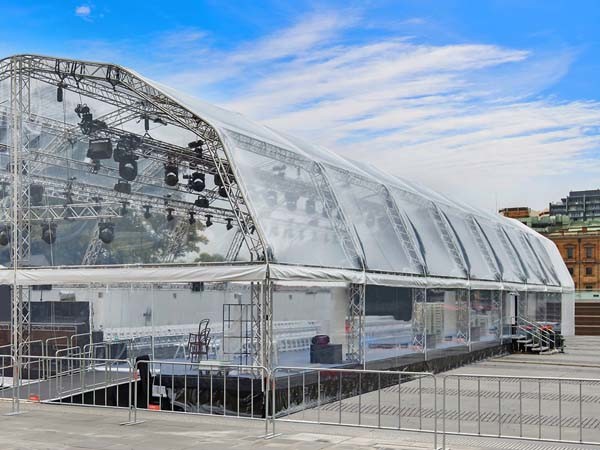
0 224 9 246
87 138 113 160
75 104 107 136
114 135 140 182
205 215 213 228
56 84 63 103
188 139 204 156
41 223 57 245
98 222 115 244
166 208 175 222
226 218 233 231
29 184 44 206
218 186 228 198
188 211 196 225
285 192 298 211
164 164 179 186
184 171 205 192
114 181 131 195
143 205 152 219
195 196 209 208
120 202 129 216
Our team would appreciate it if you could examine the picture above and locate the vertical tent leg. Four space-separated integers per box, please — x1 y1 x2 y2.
346 283 365 365
252 279 273 370
411 288 427 359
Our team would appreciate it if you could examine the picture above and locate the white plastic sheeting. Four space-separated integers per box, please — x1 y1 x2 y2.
143 75 573 292
0 58 573 293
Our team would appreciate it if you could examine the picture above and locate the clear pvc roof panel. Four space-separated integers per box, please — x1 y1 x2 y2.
474 218 527 283
276 134 423 274
501 226 546 285
221 130 361 269
440 207 502 281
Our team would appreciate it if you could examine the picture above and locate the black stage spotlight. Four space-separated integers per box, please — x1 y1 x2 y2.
226 218 233 231
188 211 196 225
213 172 223 186
188 139 204 149
41 223 57 245
166 208 175 221
218 186 228 198
98 222 115 244
164 164 179 186
113 135 141 162
0 224 9 246
194 196 209 208
205 215 213 228
87 138 113 160
29 184 44 206
56 85 63 103
114 181 131 195
285 192 298 211
119 159 138 182
143 205 152 219
186 171 205 192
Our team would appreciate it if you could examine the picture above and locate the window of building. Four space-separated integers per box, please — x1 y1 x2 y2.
586 266 594 276
568 267 574 275
566 247 575 259
586 246 595 259
586 284 594 290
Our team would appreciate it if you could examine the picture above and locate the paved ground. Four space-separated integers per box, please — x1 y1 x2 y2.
0 336 598 450
0 401 599 450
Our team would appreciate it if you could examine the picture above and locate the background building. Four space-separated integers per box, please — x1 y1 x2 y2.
549 189 600 221
501 196 600 335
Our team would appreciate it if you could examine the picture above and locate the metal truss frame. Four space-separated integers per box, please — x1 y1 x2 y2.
1 54 273 389
411 288 427 356
6 54 267 262
346 283 366 363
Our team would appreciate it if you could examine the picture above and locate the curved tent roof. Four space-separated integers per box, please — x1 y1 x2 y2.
0 55 573 291
140 73 572 290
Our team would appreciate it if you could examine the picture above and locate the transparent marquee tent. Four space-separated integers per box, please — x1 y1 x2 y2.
0 55 574 370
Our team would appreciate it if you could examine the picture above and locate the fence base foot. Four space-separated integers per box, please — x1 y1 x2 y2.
259 432 281 440
120 420 144 426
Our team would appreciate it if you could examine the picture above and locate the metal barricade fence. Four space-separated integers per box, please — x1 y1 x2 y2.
271 366 438 448
442 373 600 447
3 355 600 449
18 355 135 422
130 359 270 434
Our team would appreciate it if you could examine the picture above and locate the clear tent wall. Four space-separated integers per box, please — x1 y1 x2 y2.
0 55 574 375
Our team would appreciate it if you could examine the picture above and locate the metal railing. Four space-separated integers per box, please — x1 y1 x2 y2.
515 316 557 352
442 373 600 447
271 366 438 448
1 356 598 449
18 354 135 422
130 359 270 434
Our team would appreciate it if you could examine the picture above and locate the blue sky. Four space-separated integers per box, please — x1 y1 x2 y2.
2 1 600 211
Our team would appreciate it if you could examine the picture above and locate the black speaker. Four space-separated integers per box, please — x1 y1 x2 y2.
87 138 113 160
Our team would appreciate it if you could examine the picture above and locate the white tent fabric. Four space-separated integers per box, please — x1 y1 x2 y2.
0 59 572 293
137 74 573 292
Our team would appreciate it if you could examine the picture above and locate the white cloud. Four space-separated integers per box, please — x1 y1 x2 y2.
75 5 91 18
142 12 600 211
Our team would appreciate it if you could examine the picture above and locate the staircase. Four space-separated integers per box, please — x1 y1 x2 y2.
513 316 564 355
